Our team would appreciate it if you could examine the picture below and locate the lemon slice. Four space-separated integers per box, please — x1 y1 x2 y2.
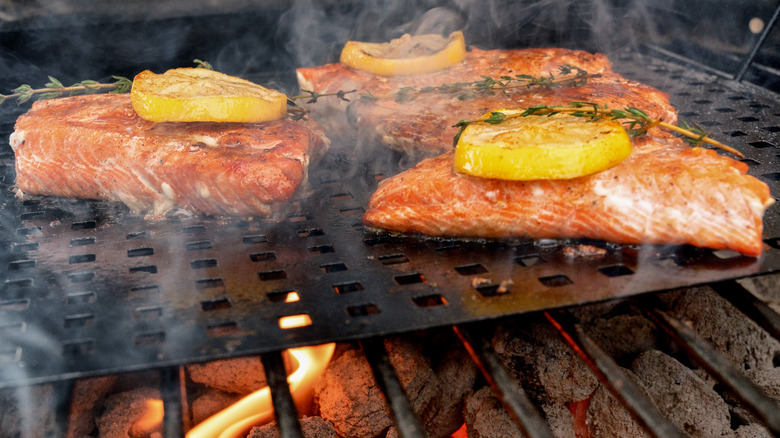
131 68 288 123
454 112 633 180
340 31 466 76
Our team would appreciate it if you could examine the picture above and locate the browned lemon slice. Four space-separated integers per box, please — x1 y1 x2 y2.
340 31 466 76
454 111 633 180
131 68 288 123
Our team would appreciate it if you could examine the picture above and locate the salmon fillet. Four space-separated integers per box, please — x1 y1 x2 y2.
362 132 773 257
296 47 624 144
10 94 329 217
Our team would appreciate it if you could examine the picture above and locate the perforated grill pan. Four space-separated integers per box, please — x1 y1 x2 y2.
1 49 779 388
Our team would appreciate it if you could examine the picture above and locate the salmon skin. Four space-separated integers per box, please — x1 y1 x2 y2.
10 94 329 217
362 132 773 257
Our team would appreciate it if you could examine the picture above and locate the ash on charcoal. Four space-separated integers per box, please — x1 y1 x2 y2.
586 368 652 438
315 331 477 438
541 402 576 438
247 416 340 438
734 423 773 438
463 386 523 438
96 387 161 438
492 316 599 405
584 314 661 365
187 356 268 394
738 272 780 314
631 350 732 437
659 286 780 371
66 375 117 438
723 367 780 435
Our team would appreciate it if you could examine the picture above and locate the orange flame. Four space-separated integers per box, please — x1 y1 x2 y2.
130 399 164 436
186 343 336 438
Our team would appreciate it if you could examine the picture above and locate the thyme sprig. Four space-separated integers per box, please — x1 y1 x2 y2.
371 64 599 103
453 102 743 158
2 76 132 105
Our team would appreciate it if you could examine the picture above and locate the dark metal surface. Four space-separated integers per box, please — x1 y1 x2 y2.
262 351 304 438
1 49 780 389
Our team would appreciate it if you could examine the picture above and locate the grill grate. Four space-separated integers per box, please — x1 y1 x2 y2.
1 49 780 389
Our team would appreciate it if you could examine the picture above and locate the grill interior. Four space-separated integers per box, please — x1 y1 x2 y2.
1 48 780 392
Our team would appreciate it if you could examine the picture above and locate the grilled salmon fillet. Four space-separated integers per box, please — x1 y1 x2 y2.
296 47 623 143
10 94 329 217
298 47 676 158
363 132 773 257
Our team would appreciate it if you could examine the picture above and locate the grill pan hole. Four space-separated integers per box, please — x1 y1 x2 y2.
0 322 25 336
455 264 488 276
186 240 213 251
13 242 38 253
750 141 774 148
3 278 33 291
250 251 277 262
279 314 312 329
183 225 207 235
0 299 30 311
64 313 95 328
133 306 162 321
69 272 94 283
761 126 780 133
321 262 347 273
0 347 21 364
71 221 96 231
539 274 573 287
766 238 780 249
378 254 409 265
201 298 232 311
66 292 96 306
436 245 464 255
395 273 426 285
129 265 157 274
259 270 287 281
69 254 96 264
476 284 509 297
17 226 41 236
127 231 150 240
288 213 312 222
760 172 780 182
191 258 217 269
134 331 165 346
741 158 760 167
128 285 159 299
242 234 268 244
598 264 634 277
738 116 759 122
726 130 747 137
413 294 447 307
70 237 95 247
330 193 353 201
715 108 735 113
63 339 94 356
9 260 35 270
267 290 299 303
516 255 545 267
207 322 238 337
128 247 154 257
20 211 44 220
347 304 380 317
679 111 699 118
298 228 324 238
196 278 224 289
333 281 363 294
309 244 335 254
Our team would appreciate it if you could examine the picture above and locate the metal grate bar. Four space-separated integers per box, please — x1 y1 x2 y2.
361 337 428 438
544 310 688 438
53 379 74 437
160 365 184 438
711 280 780 341
453 324 555 438
735 1 780 81
640 297 780 435
261 351 304 438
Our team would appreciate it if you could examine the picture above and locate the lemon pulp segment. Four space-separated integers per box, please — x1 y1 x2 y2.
340 31 466 76
454 113 633 180
131 68 288 123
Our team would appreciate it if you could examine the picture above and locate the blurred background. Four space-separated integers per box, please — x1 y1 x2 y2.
0 0 777 101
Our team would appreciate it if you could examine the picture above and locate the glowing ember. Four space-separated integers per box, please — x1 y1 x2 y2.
186 343 336 438
129 399 164 436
